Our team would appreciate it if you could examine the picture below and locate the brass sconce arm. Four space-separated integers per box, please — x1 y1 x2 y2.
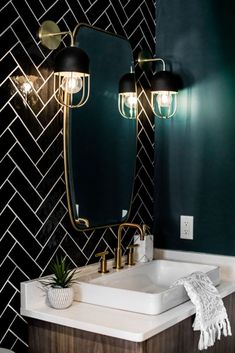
37 20 90 109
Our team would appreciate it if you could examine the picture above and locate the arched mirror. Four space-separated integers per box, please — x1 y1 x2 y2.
64 24 137 230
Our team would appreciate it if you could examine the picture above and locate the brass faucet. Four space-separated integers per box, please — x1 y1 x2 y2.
113 223 143 269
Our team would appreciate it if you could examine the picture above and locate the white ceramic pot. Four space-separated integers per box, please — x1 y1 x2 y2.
47 287 74 309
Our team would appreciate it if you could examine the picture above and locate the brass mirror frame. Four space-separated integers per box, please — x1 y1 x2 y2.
63 23 137 231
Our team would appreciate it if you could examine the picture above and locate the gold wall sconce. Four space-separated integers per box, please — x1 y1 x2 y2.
38 20 90 108
118 51 180 119
118 66 138 119
138 51 179 119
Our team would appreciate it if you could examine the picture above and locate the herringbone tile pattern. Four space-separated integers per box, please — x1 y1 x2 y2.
0 0 155 351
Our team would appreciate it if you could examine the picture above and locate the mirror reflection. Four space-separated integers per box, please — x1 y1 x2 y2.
64 25 137 230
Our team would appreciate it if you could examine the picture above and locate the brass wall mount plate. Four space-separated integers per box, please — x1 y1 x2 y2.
137 50 153 71
38 20 62 50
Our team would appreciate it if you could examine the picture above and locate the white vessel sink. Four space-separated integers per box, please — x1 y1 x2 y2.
75 259 220 315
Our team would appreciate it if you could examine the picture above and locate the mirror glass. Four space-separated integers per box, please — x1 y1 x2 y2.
64 25 136 230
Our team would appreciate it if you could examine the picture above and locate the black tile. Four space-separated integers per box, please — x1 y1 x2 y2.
0 283 15 315
65 1 90 24
0 311 16 341
0 104 17 136
92 12 110 30
128 26 143 51
0 257 15 290
37 157 64 198
13 1 39 32
139 19 154 50
61 213 90 250
37 116 62 151
10 315 28 345
36 202 66 246
10 144 42 187
0 80 12 109
124 8 143 36
60 236 87 267
0 182 15 213
86 0 110 24
10 119 42 164
9 168 41 211
16 107 43 140
36 179 65 222
0 156 14 187
111 1 128 24
11 43 41 77
124 0 143 18
107 6 126 37
37 133 63 174
0 2 18 34
0 232 15 265
0 28 17 59
9 267 28 291
9 219 42 258
12 338 28 353
0 130 16 161
0 54 16 82
9 194 42 234
9 242 41 279
39 1 68 23
0 207 15 236
21 0 45 18
36 225 66 268
39 0 56 7
9 291 21 314
141 2 156 32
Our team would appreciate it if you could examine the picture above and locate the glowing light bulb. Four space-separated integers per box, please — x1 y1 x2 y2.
123 94 138 109
21 81 33 95
61 76 83 94
157 91 172 108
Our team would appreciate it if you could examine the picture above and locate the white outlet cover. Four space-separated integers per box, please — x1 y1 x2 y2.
180 215 194 240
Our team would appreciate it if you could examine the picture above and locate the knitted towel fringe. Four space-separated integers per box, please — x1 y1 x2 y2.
198 318 232 350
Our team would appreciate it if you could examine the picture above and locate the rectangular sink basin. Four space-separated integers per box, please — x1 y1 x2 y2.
75 260 220 315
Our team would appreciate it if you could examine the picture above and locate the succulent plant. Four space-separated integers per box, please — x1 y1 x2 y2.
41 256 77 288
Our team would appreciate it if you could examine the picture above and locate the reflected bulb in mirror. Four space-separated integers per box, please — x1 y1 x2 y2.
21 81 33 95
61 76 83 94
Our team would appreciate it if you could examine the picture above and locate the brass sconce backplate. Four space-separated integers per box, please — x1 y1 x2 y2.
38 20 62 50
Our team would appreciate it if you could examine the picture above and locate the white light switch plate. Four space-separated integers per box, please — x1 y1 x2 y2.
180 215 194 240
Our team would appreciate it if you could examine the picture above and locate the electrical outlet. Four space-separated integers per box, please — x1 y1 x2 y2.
180 215 194 240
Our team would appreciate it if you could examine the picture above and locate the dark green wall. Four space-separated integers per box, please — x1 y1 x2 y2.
154 0 235 255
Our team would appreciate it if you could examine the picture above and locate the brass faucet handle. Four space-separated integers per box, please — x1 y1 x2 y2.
95 251 109 273
126 244 139 266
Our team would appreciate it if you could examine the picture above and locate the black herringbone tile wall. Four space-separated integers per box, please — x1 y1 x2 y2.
0 1 155 351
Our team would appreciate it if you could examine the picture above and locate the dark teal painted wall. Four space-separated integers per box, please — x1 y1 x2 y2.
154 0 235 255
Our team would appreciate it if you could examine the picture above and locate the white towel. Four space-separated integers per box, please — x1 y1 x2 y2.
172 271 232 350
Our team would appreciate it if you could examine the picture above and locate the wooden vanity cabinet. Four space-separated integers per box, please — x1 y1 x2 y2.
28 293 235 353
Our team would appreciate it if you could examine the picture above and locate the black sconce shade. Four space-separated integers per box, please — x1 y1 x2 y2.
151 71 179 92
119 72 136 93
54 46 90 75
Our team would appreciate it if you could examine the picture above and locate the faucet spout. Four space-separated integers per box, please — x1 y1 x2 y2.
114 223 143 269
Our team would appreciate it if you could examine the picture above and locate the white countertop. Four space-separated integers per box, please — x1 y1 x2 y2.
21 281 235 342
21 251 235 342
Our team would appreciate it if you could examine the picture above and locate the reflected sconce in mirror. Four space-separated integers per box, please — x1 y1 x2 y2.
11 74 39 107
118 66 138 119
38 20 90 108
138 51 180 119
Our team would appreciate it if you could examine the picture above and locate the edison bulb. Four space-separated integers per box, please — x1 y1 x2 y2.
157 91 172 108
61 76 83 94
21 81 33 95
123 93 138 109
